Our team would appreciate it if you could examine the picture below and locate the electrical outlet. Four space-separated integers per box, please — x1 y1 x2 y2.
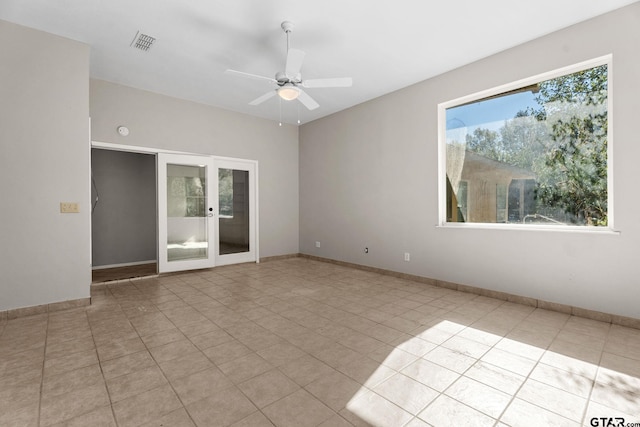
315 241 321 248
60 202 79 213
404 252 410 262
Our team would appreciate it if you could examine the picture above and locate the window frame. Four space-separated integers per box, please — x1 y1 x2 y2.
437 55 615 233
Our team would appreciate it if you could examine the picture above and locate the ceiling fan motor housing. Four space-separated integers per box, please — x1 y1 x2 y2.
275 71 301 85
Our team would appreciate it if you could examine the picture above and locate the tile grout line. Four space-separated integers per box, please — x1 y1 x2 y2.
37 311 50 427
87 286 121 427
579 321 612 427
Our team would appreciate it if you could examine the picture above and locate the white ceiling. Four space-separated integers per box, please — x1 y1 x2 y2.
1 0 637 125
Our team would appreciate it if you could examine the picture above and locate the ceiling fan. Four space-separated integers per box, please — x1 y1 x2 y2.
225 21 352 111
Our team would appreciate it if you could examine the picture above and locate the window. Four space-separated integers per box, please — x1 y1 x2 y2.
440 57 610 228
496 184 507 223
167 170 206 218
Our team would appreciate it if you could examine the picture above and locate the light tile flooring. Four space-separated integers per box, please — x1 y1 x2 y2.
1 258 640 427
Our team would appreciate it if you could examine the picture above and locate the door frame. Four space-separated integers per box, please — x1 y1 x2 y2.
91 141 260 273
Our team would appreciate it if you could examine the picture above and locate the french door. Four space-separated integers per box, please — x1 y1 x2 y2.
158 153 257 273
158 153 216 273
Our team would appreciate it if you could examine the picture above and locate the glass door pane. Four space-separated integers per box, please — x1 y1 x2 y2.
215 159 256 266
218 168 250 255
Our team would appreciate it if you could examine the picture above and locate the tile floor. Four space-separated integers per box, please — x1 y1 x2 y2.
1 258 639 427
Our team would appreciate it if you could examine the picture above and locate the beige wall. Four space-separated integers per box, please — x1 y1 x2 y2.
299 3 640 318
90 79 299 260
0 20 91 310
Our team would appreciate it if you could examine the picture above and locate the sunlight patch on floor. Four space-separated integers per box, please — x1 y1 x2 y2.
344 320 640 426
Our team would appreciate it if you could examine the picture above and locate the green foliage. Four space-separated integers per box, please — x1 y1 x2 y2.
466 114 546 171
534 64 608 225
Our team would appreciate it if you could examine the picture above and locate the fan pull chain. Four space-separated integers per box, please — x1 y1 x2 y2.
279 96 282 127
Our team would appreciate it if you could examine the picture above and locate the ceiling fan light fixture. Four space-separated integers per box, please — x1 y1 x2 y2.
278 85 300 101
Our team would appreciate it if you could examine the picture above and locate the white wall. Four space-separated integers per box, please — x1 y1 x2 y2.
90 79 299 259
0 20 91 311
299 3 640 319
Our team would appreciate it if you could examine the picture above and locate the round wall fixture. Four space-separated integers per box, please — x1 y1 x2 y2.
117 126 129 136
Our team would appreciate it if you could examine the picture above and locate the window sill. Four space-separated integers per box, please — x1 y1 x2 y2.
436 222 620 235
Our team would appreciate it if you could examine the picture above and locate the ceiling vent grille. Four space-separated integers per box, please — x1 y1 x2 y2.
130 31 156 51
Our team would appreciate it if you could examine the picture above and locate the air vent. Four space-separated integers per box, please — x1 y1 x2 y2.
130 31 156 51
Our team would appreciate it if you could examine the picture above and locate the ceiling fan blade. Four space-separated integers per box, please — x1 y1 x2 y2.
249 90 276 106
297 89 319 110
225 69 276 83
302 77 353 88
285 49 305 78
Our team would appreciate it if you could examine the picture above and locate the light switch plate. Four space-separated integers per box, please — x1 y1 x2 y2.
60 202 79 213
